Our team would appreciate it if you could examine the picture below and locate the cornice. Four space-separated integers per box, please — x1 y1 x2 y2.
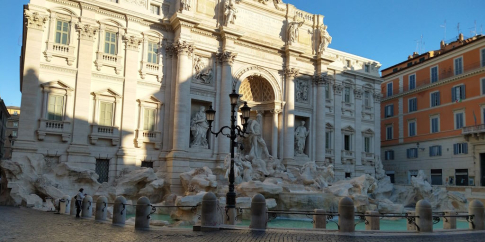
40 63 77 75
191 28 218 39
234 40 279 55
137 79 161 88
46 0 79 8
92 73 124 82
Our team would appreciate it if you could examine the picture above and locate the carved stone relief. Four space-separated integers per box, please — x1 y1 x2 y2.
318 25 332 54
287 16 304 45
295 79 309 103
180 0 191 12
223 0 238 26
193 56 213 84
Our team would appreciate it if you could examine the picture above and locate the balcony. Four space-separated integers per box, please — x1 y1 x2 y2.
89 125 120 146
37 119 71 142
139 61 163 82
325 148 334 156
135 129 162 149
463 124 485 141
341 150 355 165
43 42 76 66
95 52 123 74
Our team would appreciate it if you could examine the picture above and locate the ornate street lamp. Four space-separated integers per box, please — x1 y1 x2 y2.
205 89 251 219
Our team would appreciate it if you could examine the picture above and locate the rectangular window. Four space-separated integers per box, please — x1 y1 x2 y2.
325 132 331 149
384 104 394 118
13 111 18 115
346 60 351 67
150 4 160 15
452 85 466 102
482 49 485 67
430 92 440 107
455 112 464 129
386 125 393 140
482 78 485 95
431 169 443 185
407 62 412 67
407 148 418 158
364 137 371 153
95 159 109 183
454 57 463 75
364 91 370 107
344 135 351 151
408 98 417 112
344 87 351 103
99 102 114 126
345 172 351 178
104 31 117 55
431 117 439 133
429 145 442 156
55 20 70 45
143 108 156 131
393 68 398 73
384 150 394 160
431 66 438 83
13 122 18 127
453 143 468 155
365 65 370 72
147 42 159 64
12 130 17 137
141 161 154 168
455 169 469 186
387 82 393 97
47 95 64 121
409 74 416 90
408 120 416 137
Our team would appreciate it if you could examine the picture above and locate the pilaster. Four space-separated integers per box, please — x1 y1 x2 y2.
283 67 299 166
333 82 344 167
314 74 327 163
354 87 363 166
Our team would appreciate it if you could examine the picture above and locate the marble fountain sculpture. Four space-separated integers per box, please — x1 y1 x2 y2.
0 114 469 223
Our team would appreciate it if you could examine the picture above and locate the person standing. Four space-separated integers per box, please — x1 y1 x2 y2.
75 188 85 218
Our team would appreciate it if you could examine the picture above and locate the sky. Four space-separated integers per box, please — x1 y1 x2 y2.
0 0 484 107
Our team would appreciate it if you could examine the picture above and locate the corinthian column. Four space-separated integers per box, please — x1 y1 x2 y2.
271 109 281 158
216 51 237 157
314 75 327 163
283 68 299 165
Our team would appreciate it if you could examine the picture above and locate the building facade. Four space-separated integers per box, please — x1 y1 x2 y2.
15 0 381 194
0 98 10 159
381 34 485 186
3 106 21 159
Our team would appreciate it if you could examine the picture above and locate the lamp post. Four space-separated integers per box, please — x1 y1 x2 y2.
205 89 251 222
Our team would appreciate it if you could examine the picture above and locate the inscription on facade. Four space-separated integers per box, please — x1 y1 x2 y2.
237 8 283 37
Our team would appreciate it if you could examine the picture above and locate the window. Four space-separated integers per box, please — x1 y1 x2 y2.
387 82 393 97
344 87 351 103
455 112 464 129
13 122 18 127
393 68 398 73
452 85 466 102
345 172 351 178
344 135 351 151
364 137 371 153
150 4 160 15
453 143 468 155
387 171 395 183
419 57 425 63
431 116 439 133
408 98 417 112
407 148 418 158
409 170 418 183
455 169 469 186
407 62 413 67
365 65 370 72
431 169 442 185
431 66 438 83
55 20 70 45
384 104 394 118
141 161 154 168
104 31 117 55
13 111 18 116
481 78 485 95
408 120 416 137
454 57 463 75
430 91 440 107
147 42 159 64
325 132 331 149
47 95 64 121
384 150 394 160
143 108 156 131
409 74 416 90
429 145 442 156
95 159 109 183
12 130 17 137
482 48 485 67
99 102 114 126
364 91 370 107
386 125 393 140
346 60 351 67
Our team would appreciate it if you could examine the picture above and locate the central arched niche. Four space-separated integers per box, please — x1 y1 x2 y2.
238 75 275 103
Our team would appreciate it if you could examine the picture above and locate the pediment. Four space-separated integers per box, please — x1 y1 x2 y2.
362 128 374 135
341 125 355 133
41 80 73 91
137 95 162 105
92 88 122 98
326 123 334 129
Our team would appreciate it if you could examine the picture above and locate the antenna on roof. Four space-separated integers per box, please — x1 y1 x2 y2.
414 34 424 54
470 20 477 37
457 23 461 36
440 20 447 41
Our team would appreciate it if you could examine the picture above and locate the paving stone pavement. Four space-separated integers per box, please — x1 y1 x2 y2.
1 206 484 242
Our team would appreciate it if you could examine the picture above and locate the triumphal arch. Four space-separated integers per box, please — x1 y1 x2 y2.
14 0 382 194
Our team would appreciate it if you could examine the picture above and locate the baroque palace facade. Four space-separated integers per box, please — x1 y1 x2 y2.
16 0 381 193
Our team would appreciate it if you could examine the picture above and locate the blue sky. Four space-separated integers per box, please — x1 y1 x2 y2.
1 0 484 107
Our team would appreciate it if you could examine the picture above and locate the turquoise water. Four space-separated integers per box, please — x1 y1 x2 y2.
127 213 470 231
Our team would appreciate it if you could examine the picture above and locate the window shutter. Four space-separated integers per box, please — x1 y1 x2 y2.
391 104 394 116
406 149 409 158
482 79 485 95
453 144 457 155
99 102 106 125
439 146 442 156
464 143 468 154
429 147 432 156
461 85 466 99
452 87 456 102
414 99 417 111
437 92 440 105
48 95 56 120
390 150 394 160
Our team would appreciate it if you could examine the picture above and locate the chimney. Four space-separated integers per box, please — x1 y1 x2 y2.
440 40 445 49
459 33 464 41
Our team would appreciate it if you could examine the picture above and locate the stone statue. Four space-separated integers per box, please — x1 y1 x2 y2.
246 114 271 175
194 56 213 84
180 0 191 12
223 154 242 183
223 0 238 26
287 16 304 45
299 161 334 189
295 121 309 155
190 106 209 148
318 25 332 53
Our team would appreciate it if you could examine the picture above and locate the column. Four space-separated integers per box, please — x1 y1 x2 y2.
14 10 48 153
314 76 326 163
283 68 299 165
216 51 237 157
161 44 173 153
333 82 344 171
374 92 382 169
271 110 281 158
354 88 363 167
66 22 98 163
116 34 143 171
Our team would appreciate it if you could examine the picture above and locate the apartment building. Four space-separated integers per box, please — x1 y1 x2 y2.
3 106 20 159
0 98 10 159
381 34 485 186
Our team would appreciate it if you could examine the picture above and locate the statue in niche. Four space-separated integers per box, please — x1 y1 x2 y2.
246 113 271 175
194 56 213 84
318 25 332 54
287 16 304 45
295 121 309 155
223 0 238 26
190 106 209 148
180 0 191 12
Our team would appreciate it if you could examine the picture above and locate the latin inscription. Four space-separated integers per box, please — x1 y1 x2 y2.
237 7 283 37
